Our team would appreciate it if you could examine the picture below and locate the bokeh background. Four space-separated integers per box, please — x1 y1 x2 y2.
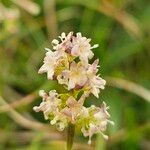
0 0 150 150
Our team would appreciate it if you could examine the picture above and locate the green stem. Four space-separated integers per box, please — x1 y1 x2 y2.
67 123 75 150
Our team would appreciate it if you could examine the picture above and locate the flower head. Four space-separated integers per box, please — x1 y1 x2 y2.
34 32 113 145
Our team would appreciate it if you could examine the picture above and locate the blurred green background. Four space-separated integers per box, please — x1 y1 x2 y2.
0 0 150 150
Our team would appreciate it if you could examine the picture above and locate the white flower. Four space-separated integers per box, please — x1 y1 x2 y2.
71 32 99 64
89 75 106 98
52 32 99 65
61 96 82 123
52 32 73 52
58 61 88 90
33 90 61 120
61 94 88 123
81 102 114 144
81 123 97 145
86 59 106 98
38 48 68 79
50 110 68 131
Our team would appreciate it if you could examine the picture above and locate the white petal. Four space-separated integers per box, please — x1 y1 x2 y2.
108 120 115 125
45 48 51 51
58 122 65 131
71 45 79 56
78 76 87 87
52 46 58 50
47 69 54 79
33 106 39 112
91 44 99 49
68 79 75 90
100 131 108 140
91 87 99 98
38 64 47 74
52 39 59 45
77 32 82 37
88 50 94 59
50 119 57 125
61 32 66 39
46 49 53 56
39 90 45 97
80 56 88 67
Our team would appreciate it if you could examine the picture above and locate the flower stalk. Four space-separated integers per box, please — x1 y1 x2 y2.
67 124 75 150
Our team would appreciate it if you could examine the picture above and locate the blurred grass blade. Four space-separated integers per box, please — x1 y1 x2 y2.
57 0 141 38
44 0 58 39
0 3 20 22
98 0 142 38
0 96 61 136
106 77 150 102
11 0 40 15
102 40 143 71
108 122 150 146
0 92 37 113
0 80 57 113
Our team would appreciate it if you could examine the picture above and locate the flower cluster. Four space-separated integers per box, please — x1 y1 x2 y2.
33 32 113 144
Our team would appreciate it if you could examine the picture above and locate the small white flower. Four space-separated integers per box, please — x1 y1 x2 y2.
58 61 88 90
94 102 110 120
81 123 97 145
51 110 68 131
71 32 98 64
52 32 73 52
38 49 68 79
38 49 57 79
79 107 89 118
33 90 61 120
89 75 106 98
81 102 113 144
86 60 106 98
62 96 83 123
